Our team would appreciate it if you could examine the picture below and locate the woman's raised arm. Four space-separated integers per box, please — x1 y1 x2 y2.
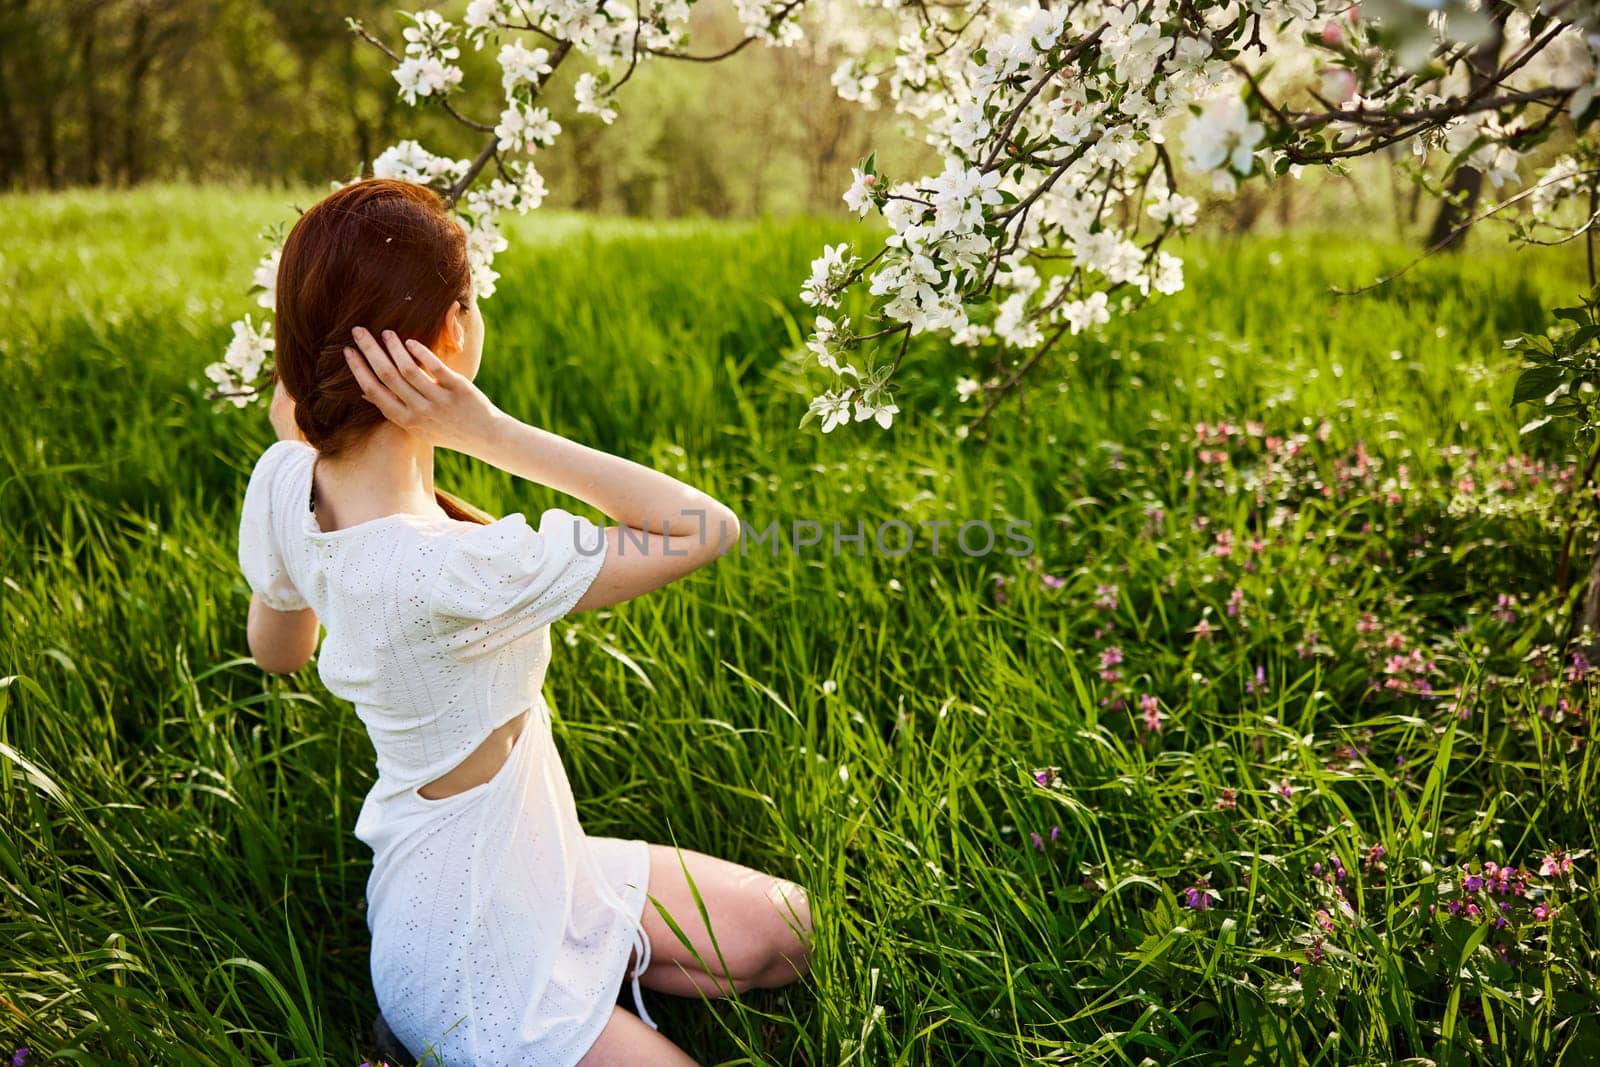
344 327 742 611
473 419 742 611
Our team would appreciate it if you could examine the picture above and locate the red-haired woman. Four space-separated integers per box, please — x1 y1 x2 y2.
238 178 811 1066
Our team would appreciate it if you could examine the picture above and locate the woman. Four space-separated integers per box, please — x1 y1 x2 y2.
237 178 812 1066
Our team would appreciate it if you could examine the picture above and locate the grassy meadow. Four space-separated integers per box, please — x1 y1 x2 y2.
2 184 1599 1065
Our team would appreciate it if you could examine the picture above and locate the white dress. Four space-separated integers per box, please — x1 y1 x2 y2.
237 438 656 1066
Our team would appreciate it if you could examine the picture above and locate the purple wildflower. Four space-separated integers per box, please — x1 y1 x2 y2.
1138 693 1162 733
1182 875 1216 910
1540 849 1573 877
1493 594 1517 623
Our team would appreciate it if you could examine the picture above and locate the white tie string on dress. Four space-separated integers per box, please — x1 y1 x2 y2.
587 856 657 1031
626 919 656 1030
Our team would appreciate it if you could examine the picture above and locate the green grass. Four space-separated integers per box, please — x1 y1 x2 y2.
2 184 1598 1066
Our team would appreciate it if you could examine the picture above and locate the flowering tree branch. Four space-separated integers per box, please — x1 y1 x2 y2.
205 0 811 408
790 0 1600 438
205 0 1600 457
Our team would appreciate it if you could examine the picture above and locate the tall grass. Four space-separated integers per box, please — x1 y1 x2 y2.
1 185 1596 1065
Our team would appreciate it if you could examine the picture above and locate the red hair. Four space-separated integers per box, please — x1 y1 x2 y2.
273 178 490 524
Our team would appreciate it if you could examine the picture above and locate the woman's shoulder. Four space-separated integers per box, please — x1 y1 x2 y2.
260 436 316 466
431 508 603 571
248 438 315 487
424 507 606 658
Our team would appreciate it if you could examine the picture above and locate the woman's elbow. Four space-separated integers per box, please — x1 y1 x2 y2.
249 650 299 675
713 506 743 556
248 636 308 675
679 507 739 570
245 599 319 674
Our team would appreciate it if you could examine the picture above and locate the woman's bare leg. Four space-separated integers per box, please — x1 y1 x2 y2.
576 1004 699 1066
635 844 813 999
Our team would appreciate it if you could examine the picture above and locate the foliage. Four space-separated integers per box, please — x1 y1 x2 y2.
192 1 1600 439
1510 282 1600 443
4 187 1598 1065
0 3 904 215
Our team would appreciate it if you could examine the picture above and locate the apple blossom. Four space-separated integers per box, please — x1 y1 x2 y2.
206 0 1600 438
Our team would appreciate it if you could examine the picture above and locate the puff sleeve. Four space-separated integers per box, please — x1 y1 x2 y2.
237 440 312 612
427 506 608 659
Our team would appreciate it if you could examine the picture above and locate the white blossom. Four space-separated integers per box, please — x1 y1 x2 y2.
223 0 1600 437
463 216 509 298
498 42 553 95
853 392 900 429
1147 191 1199 227
495 102 561 154
371 140 467 187
574 72 618 124
735 0 803 47
832 60 880 109
393 55 463 105
807 390 853 432
1062 291 1110 335
801 243 856 308
843 167 877 218
252 247 280 311
223 314 274 385
1181 93 1264 176
1150 252 1185 296
464 0 508 43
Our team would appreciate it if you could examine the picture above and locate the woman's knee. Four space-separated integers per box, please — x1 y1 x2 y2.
767 876 811 934
754 878 812 987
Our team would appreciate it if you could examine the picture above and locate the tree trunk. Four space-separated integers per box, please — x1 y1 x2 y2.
0 43 21 187
571 125 605 211
37 94 59 188
78 8 103 185
121 4 152 185
1425 8 1508 252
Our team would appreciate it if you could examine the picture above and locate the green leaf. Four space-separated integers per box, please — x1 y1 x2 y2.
1512 365 1561 406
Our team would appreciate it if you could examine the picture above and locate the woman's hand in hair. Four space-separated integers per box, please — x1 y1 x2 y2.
344 326 508 457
